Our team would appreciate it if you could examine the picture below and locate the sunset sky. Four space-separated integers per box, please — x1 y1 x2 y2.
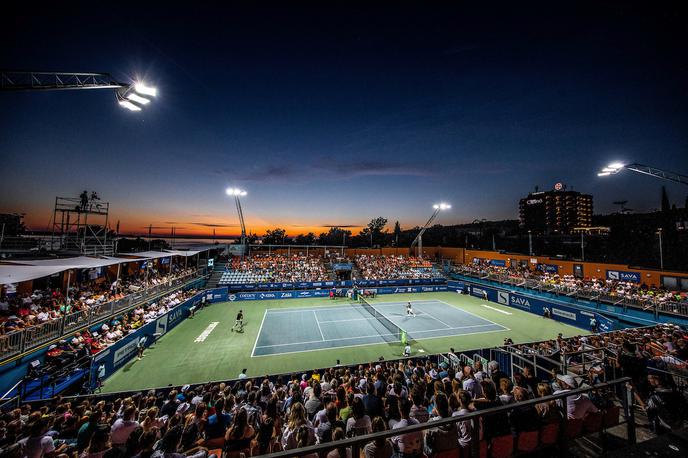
2 3 687 237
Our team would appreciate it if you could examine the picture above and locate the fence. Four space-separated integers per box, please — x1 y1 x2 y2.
454 267 688 319
0 270 205 363
262 377 635 458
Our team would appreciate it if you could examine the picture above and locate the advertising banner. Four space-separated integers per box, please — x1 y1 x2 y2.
606 270 641 283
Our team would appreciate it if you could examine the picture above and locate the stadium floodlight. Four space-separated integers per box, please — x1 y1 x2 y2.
116 81 157 112
225 187 247 196
226 187 248 258
411 202 452 258
134 82 157 97
597 162 625 177
597 162 688 185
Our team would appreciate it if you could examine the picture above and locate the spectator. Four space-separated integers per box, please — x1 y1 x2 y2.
424 392 456 456
223 408 254 454
391 397 422 458
346 398 372 437
364 417 394 458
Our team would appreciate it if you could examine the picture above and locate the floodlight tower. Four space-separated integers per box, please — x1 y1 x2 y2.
1 70 157 112
226 188 248 257
410 203 451 258
597 162 688 186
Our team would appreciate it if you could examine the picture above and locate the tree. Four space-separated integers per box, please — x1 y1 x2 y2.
359 217 388 247
294 232 316 245
318 227 352 246
262 228 287 245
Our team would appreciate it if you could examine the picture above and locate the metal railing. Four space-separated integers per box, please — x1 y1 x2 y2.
262 377 635 458
0 270 206 363
454 268 688 318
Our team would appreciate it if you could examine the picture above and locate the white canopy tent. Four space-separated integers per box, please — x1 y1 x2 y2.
0 265 69 285
0 248 210 285
163 250 202 257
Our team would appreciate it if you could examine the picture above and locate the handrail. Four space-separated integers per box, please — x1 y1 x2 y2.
262 377 634 458
453 270 688 318
0 270 207 364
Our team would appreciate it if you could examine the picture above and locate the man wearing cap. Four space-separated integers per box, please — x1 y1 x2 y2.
553 374 599 419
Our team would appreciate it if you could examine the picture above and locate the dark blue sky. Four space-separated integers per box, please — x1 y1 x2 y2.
2 2 687 235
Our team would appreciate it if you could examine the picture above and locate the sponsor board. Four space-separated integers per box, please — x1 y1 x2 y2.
551 308 576 321
606 270 641 283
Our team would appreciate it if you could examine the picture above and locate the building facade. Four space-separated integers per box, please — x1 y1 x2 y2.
519 183 592 234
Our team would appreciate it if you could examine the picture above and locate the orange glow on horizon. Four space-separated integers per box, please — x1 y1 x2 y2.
20 211 367 238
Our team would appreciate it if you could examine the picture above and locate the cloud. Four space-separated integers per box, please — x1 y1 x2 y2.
320 224 362 228
313 160 436 178
190 222 239 228
213 159 437 183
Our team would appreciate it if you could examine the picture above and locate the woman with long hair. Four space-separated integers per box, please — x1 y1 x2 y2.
257 395 282 454
281 402 314 450
534 383 560 424
224 408 254 454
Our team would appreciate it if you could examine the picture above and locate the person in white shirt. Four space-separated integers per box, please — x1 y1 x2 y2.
110 405 139 447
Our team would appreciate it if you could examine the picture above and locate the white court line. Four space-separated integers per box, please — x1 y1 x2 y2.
436 299 504 329
480 304 512 315
313 311 325 341
195 322 219 342
410 304 453 329
252 325 511 357
318 317 379 324
254 323 503 349
264 304 366 314
250 309 269 357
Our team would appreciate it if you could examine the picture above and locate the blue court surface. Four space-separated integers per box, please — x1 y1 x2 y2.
251 299 508 356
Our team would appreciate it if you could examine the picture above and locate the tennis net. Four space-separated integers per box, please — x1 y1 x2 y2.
358 296 404 344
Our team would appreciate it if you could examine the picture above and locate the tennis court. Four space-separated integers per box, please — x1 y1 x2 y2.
252 299 508 356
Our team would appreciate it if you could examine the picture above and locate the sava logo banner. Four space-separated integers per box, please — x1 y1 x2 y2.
497 291 530 309
606 270 641 283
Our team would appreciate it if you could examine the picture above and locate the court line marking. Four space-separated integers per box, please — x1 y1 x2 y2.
480 304 512 315
436 299 503 328
264 303 367 314
194 322 219 342
251 309 269 357
410 304 453 329
251 325 511 358
373 299 502 331
313 311 325 341
254 323 503 349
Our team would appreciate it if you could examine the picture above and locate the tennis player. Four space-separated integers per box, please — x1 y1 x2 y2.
406 301 416 317
231 309 244 333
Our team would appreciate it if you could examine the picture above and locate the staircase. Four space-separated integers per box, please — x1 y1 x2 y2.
206 265 227 288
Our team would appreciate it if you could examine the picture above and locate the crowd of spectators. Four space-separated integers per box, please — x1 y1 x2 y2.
0 266 197 336
455 261 687 308
230 255 329 283
0 351 637 458
2 322 686 457
42 287 199 372
355 255 435 281
505 323 687 427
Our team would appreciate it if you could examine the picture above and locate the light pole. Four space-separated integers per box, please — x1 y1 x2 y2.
1 71 158 112
657 228 664 270
410 203 451 258
226 188 248 258
597 162 688 186
580 231 585 261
